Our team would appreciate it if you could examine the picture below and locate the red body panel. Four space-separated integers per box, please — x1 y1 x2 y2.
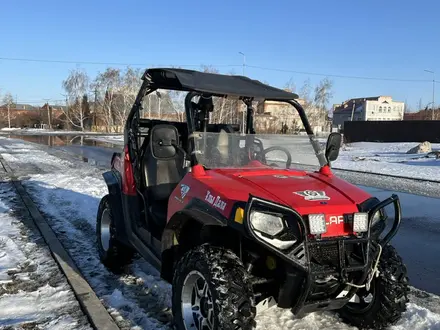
167 167 372 237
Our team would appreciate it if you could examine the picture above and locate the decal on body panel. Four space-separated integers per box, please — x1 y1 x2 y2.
205 190 227 211
293 190 330 201
175 184 190 203
327 215 344 225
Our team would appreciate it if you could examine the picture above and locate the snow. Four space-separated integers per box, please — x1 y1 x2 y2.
1 136 440 329
86 135 124 145
333 142 440 181
0 181 90 329
255 295 440 330
0 127 122 136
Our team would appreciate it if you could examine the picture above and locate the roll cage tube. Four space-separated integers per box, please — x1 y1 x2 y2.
285 99 328 167
185 92 202 166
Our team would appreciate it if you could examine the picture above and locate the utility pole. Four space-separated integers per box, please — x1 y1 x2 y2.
7 101 10 129
424 70 435 120
239 52 246 133
44 98 51 129
94 88 98 129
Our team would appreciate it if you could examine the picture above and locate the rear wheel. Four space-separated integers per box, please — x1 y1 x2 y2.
96 195 134 272
172 244 256 330
338 244 409 329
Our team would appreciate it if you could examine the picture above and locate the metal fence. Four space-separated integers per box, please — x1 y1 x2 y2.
343 120 440 143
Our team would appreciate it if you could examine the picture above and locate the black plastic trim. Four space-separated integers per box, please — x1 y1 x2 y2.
102 170 129 244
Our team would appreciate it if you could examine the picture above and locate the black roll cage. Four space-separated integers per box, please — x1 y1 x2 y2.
125 73 328 168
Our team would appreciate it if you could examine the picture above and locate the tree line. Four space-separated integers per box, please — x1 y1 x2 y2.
1 66 334 132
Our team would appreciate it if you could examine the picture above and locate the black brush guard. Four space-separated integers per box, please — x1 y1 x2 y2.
244 194 402 315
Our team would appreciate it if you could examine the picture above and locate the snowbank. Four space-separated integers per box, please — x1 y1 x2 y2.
0 181 90 329
333 142 440 181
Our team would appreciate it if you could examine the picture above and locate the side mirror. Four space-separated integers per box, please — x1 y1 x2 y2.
325 132 342 162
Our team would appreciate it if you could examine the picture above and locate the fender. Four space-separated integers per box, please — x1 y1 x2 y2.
102 170 130 244
161 198 228 253
160 199 229 282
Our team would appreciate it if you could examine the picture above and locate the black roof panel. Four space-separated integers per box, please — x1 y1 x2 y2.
144 68 299 100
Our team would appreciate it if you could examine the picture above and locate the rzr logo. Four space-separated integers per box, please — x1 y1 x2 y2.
294 190 330 201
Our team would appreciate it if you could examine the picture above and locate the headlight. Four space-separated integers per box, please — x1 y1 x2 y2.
353 212 368 232
250 211 284 236
308 214 327 235
249 211 297 250
371 211 381 227
371 208 387 227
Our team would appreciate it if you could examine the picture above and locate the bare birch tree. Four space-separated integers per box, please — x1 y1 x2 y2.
313 78 333 131
296 78 331 131
114 67 142 125
92 68 121 130
2 93 14 128
62 69 90 130
167 90 186 122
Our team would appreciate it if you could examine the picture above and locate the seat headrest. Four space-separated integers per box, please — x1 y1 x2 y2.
150 124 179 159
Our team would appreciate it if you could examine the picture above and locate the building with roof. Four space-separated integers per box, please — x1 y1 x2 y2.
256 98 329 134
403 107 440 120
332 96 405 130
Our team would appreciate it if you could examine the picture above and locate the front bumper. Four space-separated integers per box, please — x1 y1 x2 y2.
244 193 402 315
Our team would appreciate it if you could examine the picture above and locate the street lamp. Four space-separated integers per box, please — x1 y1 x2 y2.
424 69 435 120
238 52 246 133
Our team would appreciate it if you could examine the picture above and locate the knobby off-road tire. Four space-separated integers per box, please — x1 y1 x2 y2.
338 244 409 330
172 244 257 330
96 195 134 272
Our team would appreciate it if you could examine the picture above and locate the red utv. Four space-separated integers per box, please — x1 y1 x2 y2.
96 68 409 330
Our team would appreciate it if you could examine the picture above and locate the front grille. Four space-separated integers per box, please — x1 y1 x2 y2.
308 240 361 274
309 242 339 266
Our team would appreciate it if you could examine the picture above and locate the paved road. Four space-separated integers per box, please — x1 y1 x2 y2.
360 185 440 295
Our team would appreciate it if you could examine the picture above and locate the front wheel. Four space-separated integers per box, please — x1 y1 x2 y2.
96 195 134 272
172 244 256 330
338 244 409 329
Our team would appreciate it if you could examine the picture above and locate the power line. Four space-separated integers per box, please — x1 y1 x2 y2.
0 55 436 83
246 65 432 83
0 56 240 68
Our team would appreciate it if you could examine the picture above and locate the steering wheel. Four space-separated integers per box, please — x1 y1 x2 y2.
260 146 292 169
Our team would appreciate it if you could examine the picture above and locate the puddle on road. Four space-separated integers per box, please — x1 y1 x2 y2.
7 134 121 170
9 134 120 149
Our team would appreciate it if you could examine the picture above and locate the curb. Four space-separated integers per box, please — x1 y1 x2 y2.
0 155 120 330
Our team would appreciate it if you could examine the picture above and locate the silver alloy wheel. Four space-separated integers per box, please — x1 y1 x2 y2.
181 270 214 330
100 208 111 252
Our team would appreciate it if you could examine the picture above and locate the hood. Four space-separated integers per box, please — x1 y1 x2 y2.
209 168 372 216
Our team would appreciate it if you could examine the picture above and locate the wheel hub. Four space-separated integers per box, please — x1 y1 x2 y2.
200 297 209 318
181 270 214 330
100 208 111 252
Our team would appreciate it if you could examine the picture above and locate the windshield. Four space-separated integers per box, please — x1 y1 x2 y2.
191 131 326 170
